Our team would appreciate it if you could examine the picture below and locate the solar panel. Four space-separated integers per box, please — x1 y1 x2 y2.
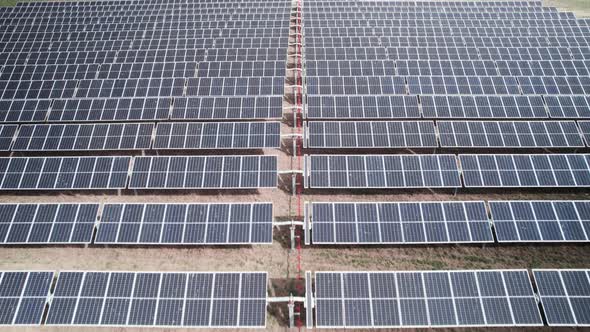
46 271 267 327
13 123 154 151
197 60 285 77
0 99 50 123
577 121 590 146
306 95 420 119
129 155 277 189
0 125 17 150
0 156 130 190
170 96 282 120
306 154 461 188
153 122 280 149
95 203 272 244
533 269 590 326
186 77 283 96
306 76 406 95
459 154 590 187
0 203 98 244
48 98 170 122
307 201 493 244
306 121 437 148
314 270 543 328
437 121 584 148
489 200 590 242
420 95 547 119
0 271 54 326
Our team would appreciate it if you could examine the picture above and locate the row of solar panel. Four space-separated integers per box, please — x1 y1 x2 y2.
0 202 273 245
306 76 590 96
304 26 590 37
0 96 283 123
0 271 268 327
0 62 196 80
0 121 280 151
0 29 289 43
0 48 287 66
307 18 582 28
306 59 590 77
306 12 573 20
306 46 589 61
3 268 588 328
0 60 286 81
305 201 590 244
10 4 289 12
305 38 590 51
304 0 543 6
13 0 542 8
306 95 590 119
0 76 285 99
304 120 590 149
305 154 590 188
11 0 290 10
8 20 290 33
310 269 590 328
3 12 571 27
0 9 290 21
1 14 292 29
0 155 277 190
0 38 287 54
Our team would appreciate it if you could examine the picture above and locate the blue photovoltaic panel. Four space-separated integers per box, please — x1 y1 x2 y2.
314 270 542 328
0 125 17 150
420 95 548 119
490 201 590 242
533 269 590 326
437 121 584 148
48 98 170 122
0 271 54 326
306 95 419 119
307 121 437 148
459 154 590 188
95 203 273 245
577 121 590 146
46 271 267 328
13 123 154 151
0 157 130 190
170 96 283 120
153 122 280 149
0 203 98 244
308 201 493 244
307 154 461 188
129 155 277 189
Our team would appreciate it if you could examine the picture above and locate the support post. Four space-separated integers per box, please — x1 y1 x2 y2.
288 294 295 328
290 221 296 250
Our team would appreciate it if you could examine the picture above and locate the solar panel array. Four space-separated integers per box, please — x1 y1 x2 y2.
0 271 54 326
0 204 99 244
306 154 462 189
307 202 493 244
302 0 590 194
96 203 273 245
0 0 287 194
305 154 590 189
306 200 590 245
533 269 590 326
313 270 543 328
0 202 273 246
490 201 590 242
45 271 268 328
305 120 590 149
0 155 278 190
129 156 277 189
